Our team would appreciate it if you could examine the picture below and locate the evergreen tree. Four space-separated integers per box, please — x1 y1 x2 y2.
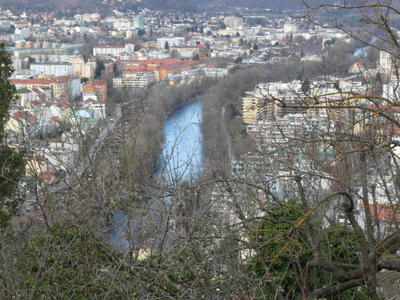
302 78 311 94
95 58 105 79
247 199 367 299
113 63 120 77
0 43 24 229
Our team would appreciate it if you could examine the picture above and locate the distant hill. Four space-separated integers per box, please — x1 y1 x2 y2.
0 0 99 11
142 0 308 10
0 0 309 12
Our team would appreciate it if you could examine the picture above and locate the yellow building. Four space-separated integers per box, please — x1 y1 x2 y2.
69 55 85 64
242 95 264 124
72 63 95 79
80 63 95 79
11 76 70 98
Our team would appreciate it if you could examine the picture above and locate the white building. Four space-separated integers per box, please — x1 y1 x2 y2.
380 50 394 75
113 71 155 88
203 67 229 78
132 15 144 30
30 62 74 76
93 46 125 57
383 75 400 102
111 18 132 31
283 23 297 34
156 37 185 49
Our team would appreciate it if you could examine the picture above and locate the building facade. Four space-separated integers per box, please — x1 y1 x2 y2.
30 62 74 77
93 46 124 57
133 15 144 30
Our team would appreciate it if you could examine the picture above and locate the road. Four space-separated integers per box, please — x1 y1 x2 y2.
221 103 233 161
88 104 121 161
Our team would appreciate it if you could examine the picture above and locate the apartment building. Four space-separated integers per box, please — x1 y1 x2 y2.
30 62 74 76
133 15 144 30
74 63 95 79
380 50 393 75
110 18 133 31
242 93 265 124
156 37 185 49
11 76 71 98
93 46 125 57
113 70 156 88
82 79 107 102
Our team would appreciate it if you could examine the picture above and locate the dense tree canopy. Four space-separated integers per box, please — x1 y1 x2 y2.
0 43 24 229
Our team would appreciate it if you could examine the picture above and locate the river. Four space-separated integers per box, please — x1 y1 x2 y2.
156 100 203 184
353 37 377 57
109 99 203 250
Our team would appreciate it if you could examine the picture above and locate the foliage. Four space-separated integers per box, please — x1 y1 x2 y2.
16 224 124 299
94 58 105 79
247 199 312 297
112 63 120 77
321 223 361 265
0 146 24 228
14 223 208 299
0 43 15 140
301 78 311 94
247 199 367 299
0 43 24 229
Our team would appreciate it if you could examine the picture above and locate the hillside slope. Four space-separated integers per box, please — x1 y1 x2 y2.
0 0 308 12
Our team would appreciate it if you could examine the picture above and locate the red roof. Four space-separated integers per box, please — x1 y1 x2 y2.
38 172 54 180
12 111 38 122
30 100 41 106
365 104 400 111
11 76 70 85
84 85 96 92
351 62 363 68
361 203 400 221
89 79 107 86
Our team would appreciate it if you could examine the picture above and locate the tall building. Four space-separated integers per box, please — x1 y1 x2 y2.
133 15 144 30
242 93 265 124
380 50 393 75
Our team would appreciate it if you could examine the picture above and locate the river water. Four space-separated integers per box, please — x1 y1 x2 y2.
353 37 377 57
156 100 203 184
109 99 203 250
